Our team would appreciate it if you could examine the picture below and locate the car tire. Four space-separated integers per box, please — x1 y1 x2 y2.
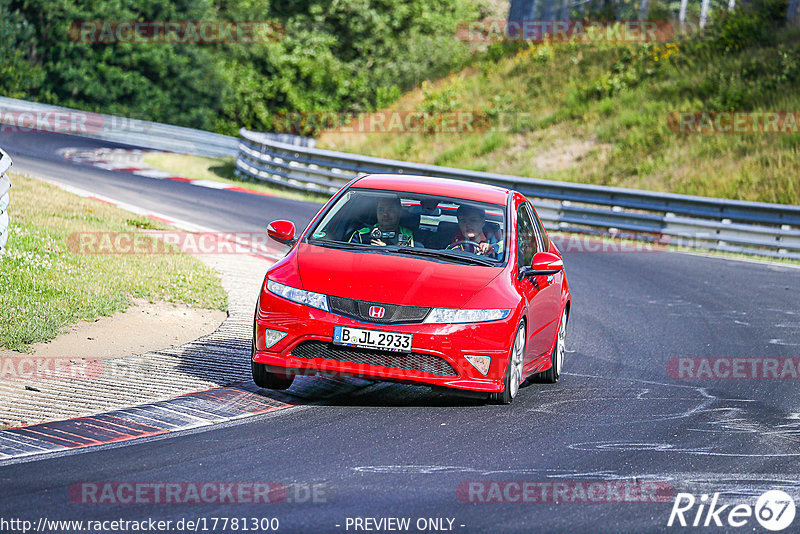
251 360 295 390
490 321 526 405
536 307 567 384
251 339 294 390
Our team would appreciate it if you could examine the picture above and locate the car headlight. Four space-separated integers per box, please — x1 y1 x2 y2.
423 308 510 324
267 280 329 312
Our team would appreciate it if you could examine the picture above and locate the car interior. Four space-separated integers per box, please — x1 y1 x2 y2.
312 192 504 260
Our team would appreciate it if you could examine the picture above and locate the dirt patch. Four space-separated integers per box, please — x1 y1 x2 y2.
0 299 226 360
530 138 609 173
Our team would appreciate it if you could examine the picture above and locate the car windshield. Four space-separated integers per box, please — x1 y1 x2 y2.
306 188 507 265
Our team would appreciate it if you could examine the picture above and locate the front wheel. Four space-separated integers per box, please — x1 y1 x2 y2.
536 307 567 384
251 339 294 390
490 322 526 405
251 361 295 390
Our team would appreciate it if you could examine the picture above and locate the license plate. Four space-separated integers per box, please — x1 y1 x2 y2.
333 326 412 353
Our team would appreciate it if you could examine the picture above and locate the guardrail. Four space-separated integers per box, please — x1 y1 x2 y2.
0 97 314 158
237 127 800 260
0 148 12 254
0 96 239 157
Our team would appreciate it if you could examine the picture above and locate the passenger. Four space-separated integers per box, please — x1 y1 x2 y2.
349 196 415 247
449 204 501 258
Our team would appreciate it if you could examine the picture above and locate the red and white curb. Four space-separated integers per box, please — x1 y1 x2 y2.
0 376 379 463
0 174 318 461
0 384 293 461
60 147 275 198
38 176 286 262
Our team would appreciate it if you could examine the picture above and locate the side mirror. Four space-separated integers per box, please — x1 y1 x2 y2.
529 251 563 275
267 220 296 245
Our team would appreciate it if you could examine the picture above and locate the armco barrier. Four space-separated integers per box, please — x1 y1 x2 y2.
0 148 12 254
0 97 314 158
236 127 800 260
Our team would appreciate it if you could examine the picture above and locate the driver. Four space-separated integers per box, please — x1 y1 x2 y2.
449 204 500 258
349 196 415 247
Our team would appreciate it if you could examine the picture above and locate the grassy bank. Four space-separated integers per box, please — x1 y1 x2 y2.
0 173 227 352
318 4 800 204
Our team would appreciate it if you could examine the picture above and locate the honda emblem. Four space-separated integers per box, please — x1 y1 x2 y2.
369 306 386 319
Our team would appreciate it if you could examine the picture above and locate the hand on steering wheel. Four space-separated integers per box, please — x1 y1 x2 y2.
446 239 482 250
447 239 496 257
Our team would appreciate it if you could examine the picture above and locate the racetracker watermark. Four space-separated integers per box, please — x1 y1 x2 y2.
69 482 328 504
457 20 674 43
272 110 686 135
67 231 280 256
270 110 501 134
550 235 663 253
668 111 800 134
0 517 280 533
69 21 284 44
456 480 674 503
667 357 800 380
0 110 151 135
0 111 97 134
0 357 103 380
2 357 188 382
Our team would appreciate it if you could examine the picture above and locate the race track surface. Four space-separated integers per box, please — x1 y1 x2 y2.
1 131 799 533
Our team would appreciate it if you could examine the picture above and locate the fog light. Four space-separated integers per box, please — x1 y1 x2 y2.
464 355 491 376
263 328 287 349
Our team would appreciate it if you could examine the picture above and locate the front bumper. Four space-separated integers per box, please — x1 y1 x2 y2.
253 292 515 392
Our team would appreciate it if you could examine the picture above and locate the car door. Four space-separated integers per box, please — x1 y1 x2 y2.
515 202 560 366
527 204 562 358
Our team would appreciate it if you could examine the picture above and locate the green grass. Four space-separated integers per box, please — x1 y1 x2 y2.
317 14 800 205
141 152 331 204
0 173 228 352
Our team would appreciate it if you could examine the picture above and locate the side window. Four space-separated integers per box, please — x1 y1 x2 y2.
517 204 537 268
528 204 549 252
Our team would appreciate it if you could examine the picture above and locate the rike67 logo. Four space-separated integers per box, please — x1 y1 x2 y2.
668 490 795 531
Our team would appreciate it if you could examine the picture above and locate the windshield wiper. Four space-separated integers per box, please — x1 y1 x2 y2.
392 247 496 266
308 240 361 251
309 240 396 254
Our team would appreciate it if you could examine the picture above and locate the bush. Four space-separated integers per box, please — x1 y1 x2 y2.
692 0 788 53
3 0 481 135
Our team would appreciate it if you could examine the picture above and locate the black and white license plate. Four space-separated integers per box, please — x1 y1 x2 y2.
333 326 412 352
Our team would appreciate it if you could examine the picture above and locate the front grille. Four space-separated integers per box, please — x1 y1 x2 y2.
328 296 430 325
292 341 457 377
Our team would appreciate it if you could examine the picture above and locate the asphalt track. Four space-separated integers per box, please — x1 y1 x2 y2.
2 130 800 533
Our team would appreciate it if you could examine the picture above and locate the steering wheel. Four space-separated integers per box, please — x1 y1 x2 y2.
446 239 482 251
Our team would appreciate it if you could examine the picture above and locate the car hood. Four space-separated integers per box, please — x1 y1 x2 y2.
295 243 503 308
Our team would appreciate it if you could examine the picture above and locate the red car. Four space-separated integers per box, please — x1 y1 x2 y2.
252 174 570 403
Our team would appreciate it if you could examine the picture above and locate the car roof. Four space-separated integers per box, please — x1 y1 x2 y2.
352 174 510 205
